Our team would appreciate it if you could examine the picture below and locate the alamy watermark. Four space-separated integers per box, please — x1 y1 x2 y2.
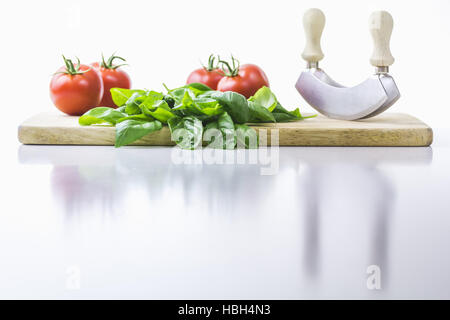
366 264 381 290
66 265 81 290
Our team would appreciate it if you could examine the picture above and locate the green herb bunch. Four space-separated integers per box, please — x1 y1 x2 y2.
79 83 315 149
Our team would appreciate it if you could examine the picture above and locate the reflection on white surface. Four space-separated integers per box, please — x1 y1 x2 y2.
1 144 449 299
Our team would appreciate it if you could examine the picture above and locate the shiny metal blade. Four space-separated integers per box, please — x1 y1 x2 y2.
359 74 400 119
296 69 388 120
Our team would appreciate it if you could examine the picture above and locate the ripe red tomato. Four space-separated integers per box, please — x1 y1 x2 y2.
217 63 269 98
187 68 223 90
92 54 131 108
186 54 223 89
50 56 103 116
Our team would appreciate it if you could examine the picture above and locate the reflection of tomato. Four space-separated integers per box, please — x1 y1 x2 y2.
217 63 269 99
92 54 131 108
50 56 103 116
186 54 223 89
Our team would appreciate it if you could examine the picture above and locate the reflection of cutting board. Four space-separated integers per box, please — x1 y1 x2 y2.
18 112 433 147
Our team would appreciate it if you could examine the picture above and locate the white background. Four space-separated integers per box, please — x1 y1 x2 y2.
1 0 450 146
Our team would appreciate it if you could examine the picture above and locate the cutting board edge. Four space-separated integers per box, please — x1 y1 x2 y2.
255 126 432 147
18 124 433 147
18 112 433 147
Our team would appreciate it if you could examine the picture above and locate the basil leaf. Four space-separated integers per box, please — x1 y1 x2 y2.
142 100 175 123
163 95 175 108
172 91 205 117
125 92 145 115
149 109 176 123
197 90 222 99
116 113 154 123
172 111 218 122
193 97 218 109
250 86 316 122
270 102 290 114
272 113 298 122
214 91 250 124
249 86 277 111
286 108 316 120
110 88 147 107
116 106 127 113
183 82 212 96
169 88 187 104
204 122 218 130
79 107 127 126
203 112 237 149
115 119 162 148
248 101 276 123
271 103 306 122
140 91 165 107
217 112 236 149
168 116 203 150
167 87 197 106
181 89 195 106
235 124 258 149
192 98 223 116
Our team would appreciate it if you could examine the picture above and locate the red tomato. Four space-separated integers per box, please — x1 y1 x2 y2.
92 54 131 108
50 56 103 116
217 63 269 99
187 68 223 90
186 54 223 89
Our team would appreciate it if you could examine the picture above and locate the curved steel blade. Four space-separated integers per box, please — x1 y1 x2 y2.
359 74 400 119
296 69 388 120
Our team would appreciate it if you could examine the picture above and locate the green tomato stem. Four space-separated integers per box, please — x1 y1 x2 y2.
60 55 90 75
101 52 128 70
218 55 240 77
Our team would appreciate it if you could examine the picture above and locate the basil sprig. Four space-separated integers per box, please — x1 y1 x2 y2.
79 84 314 149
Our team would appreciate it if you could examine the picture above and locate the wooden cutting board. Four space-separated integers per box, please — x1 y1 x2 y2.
18 112 433 146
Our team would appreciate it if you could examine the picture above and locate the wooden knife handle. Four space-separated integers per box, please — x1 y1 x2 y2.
302 8 326 63
369 11 395 67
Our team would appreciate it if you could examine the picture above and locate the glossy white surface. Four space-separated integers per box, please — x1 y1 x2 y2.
1 131 450 299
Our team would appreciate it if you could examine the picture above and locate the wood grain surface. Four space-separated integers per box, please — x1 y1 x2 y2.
18 112 433 147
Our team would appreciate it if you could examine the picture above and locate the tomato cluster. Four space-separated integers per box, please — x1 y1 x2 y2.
50 54 131 116
187 55 269 98
50 54 270 116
